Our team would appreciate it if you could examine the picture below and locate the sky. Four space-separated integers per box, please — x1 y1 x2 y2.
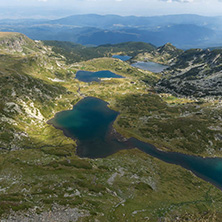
1 0 222 19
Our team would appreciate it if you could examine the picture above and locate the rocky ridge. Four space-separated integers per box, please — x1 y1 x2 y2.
156 48 222 97
132 43 183 65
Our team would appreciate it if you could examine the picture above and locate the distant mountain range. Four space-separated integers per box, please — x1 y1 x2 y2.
48 14 221 29
1 14 222 48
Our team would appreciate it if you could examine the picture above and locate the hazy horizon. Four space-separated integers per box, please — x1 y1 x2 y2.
1 10 221 20
1 0 222 19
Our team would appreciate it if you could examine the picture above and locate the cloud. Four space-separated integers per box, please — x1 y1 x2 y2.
161 0 194 2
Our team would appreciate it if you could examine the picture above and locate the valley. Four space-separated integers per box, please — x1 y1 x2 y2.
0 32 222 221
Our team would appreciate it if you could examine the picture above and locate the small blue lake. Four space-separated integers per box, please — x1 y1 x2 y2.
75 70 124 82
112 55 132 61
49 97 222 190
132 61 168 73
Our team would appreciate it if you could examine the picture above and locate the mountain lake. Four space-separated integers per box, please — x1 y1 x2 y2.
75 70 124 82
48 97 222 191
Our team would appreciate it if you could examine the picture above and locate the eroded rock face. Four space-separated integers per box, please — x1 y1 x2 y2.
0 36 26 52
0 33 39 54
156 48 222 97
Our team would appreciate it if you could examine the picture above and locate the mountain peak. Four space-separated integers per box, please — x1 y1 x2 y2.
163 42 174 46
158 43 177 51
157 42 183 56
0 32 19 38
0 32 29 41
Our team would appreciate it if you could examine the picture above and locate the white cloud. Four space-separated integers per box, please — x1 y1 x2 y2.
161 0 194 2
1 0 222 18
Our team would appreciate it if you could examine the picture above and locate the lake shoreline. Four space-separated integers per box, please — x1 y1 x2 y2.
48 96 222 191
47 96 132 158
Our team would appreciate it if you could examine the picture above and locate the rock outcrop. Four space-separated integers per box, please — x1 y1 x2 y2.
156 48 222 97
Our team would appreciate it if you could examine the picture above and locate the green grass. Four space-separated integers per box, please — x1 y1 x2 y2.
0 34 222 221
0 148 222 221
113 94 222 156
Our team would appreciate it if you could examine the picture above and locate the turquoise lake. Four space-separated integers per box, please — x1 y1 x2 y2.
132 61 168 73
49 97 222 190
75 70 124 82
48 97 129 158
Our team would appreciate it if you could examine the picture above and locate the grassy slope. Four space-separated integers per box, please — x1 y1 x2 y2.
113 94 222 156
1 148 222 221
0 34 222 220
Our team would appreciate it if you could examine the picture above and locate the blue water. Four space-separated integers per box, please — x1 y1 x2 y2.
129 138 222 190
132 61 168 73
49 97 222 190
75 70 124 83
112 55 132 61
48 97 129 158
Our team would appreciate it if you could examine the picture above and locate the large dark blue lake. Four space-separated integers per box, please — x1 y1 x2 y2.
49 97 222 190
48 97 130 158
75 70 124 82
132 61 168 73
